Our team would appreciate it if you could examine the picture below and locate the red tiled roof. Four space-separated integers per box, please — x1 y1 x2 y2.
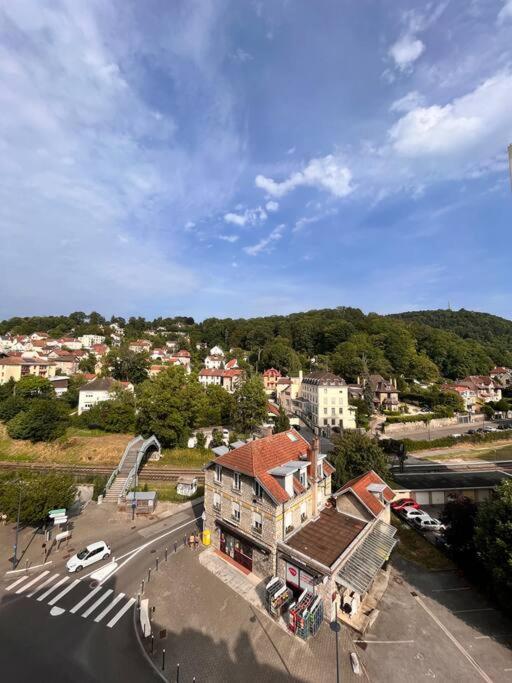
225 358 237 369
200 368 242 378
176 349 191 357
293 478 305 495
263 368 281 377
267 402 280 417
337 470 394 517
213 429 311 502
323 460 335 477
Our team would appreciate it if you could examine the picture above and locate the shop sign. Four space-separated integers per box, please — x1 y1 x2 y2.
286 562 315 591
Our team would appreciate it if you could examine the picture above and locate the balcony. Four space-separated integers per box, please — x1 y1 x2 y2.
252 524 262 535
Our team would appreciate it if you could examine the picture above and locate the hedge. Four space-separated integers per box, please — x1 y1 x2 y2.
385 413 435 425
401 429 512 452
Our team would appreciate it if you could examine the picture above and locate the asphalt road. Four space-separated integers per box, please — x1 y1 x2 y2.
386 415 486 441
0 503 202 682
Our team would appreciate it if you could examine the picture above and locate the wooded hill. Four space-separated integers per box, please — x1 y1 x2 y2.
2 307 512 382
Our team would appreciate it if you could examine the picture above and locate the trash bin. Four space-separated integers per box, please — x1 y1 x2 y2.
202 529 211 546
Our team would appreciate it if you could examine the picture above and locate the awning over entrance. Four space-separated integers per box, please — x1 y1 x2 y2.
336 520 397 595
215 519 272 555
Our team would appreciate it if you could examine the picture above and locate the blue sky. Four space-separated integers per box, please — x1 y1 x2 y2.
1 0 512 321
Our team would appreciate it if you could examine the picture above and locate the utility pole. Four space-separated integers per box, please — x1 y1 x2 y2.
12 481 23 570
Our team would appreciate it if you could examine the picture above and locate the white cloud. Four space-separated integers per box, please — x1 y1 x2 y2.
390 90 425 113
265 200 279 212
389 35 425 71
223 206 267 226
293 208 338 233
255 155 353 199
218 234 239 243
498 0 512 23
388 72 512 159
185 221 196 230
244 225 285 256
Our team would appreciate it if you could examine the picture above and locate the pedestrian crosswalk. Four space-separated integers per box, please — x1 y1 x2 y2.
4 570 135 629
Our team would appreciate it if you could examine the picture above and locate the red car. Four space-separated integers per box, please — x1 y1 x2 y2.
391 498 420 512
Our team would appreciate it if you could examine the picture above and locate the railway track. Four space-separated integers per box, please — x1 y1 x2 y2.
0 460 205 481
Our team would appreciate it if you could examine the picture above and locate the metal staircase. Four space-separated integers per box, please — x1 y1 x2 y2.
103 435 161 504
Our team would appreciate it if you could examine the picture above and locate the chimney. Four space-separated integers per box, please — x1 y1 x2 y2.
309 432 320 518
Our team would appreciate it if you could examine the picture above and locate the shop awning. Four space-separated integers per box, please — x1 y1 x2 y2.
215 519 272 555
335 520 397 595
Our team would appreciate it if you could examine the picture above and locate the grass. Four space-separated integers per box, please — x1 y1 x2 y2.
391 515 455 571
157 448 211 469
137 481 204 503
0 424 131 466
424 442 512 462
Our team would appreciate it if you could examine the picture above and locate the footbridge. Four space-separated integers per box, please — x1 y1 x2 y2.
104 435 161 503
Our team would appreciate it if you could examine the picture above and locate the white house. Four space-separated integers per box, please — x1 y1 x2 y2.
78 334 105 348
209 345 224 357
198 368 242 393
78 377 133 414
295 371 356 434
205 355 224 369
57 337 83 350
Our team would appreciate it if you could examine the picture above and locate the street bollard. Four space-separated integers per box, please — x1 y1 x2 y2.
151 635 154 654
183 535 186 547
156 557 159 571
137 593 141 608
165 547 168 561
174 541 177 553
148 568 151 583
176 663 180 683
141 579 145 595
162 648 166 671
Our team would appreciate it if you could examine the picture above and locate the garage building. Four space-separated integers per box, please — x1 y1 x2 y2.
393 470 511 506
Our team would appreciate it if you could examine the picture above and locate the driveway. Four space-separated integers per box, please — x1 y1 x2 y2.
354 556 512 682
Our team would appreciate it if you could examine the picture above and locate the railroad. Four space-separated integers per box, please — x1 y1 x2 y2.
0 460 205 481
393 460 512 474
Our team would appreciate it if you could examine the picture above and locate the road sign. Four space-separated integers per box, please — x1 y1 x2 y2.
55 530 71 542
53 515 68 526
48 509 66 518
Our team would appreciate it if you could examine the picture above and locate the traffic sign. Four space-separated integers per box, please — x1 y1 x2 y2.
48 509 66 518
53 515 68 526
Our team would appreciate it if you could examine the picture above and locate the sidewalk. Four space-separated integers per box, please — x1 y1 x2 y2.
137 547 367 682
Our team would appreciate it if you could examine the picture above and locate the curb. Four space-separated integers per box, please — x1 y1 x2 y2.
4 560 53 576
132 597 167 682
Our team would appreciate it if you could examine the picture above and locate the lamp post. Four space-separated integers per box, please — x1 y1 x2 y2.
12 480 23 570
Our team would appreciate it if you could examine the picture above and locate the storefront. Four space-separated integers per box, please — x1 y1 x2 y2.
284 561 316 600
220 530 253 571
215 520 272 575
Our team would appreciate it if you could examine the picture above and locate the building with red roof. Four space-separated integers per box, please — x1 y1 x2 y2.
199 367 242 393
262 367 281 394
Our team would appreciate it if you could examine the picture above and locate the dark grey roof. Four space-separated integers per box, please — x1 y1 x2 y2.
212 445 229 457
393 470 510 491
336 519 397 594
79 377 117 392
303 371 346 386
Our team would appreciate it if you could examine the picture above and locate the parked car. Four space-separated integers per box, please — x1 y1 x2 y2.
467 429 476 434
402 507 430 521
413 517 445 531
66 541 111 573
451 433 462 438
483 426 498 432
391 498 420 512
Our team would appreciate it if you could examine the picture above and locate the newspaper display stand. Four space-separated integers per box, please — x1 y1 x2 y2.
288 590 322 639
265 577 291 619
306 596 323 637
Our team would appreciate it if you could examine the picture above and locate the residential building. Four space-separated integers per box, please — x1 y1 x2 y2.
204 431 396 622
198 368 242 393
460 376 502 404
57 337 83 350
0 357 56 384
128 339 152 353
366 375 400 412
441 383 478 412
205 354 224 369
174 349 191 369
150 348 168 360
225 358 238 370
78 377 133 414
276 373 303 414
30 332 50 341
295 371 356 434
91 343 108 357
490 367 512 388
48 375 69 397
209 345 224 357
48 350 79 375
78 334 105 348
263 368 281 394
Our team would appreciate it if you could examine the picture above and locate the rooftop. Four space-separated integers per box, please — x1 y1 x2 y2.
335 470 394 517
285 507 366 568
393 470 511 491
303 371 346 386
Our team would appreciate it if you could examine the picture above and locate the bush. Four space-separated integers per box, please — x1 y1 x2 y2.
385 413 435 425
0 396 28 422
6 399 68 442
0 471 76 526
400 429 512 452
92 475 108 501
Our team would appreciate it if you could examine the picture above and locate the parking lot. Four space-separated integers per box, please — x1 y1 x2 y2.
354 555 512 682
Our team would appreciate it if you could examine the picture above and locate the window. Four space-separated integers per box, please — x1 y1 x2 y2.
253 481 263 499
232 502 240 523
284 510 293 534
331 407 336 416
215 464 222 483
299 469 307 488
233 472 241 491
331 418 336 425
323 407 327 415
323 419 328 426
213 492 221 511
300 502 307 523
317 462 323 480
253 511 262 533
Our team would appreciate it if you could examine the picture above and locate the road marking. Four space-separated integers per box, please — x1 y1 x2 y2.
84 515 201 583
47 579 80 606
69 585 103 614
475 633 512 640
6 575 31 591
14 571 49 594
413 593 493 683
81 589 113 618
453 608 495 614
106 597 135 628
94 593 125 623
37 577 68 602
354 640 415 644
431 587 471 592
28 573 60 597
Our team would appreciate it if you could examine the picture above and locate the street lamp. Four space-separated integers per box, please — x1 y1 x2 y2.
12 480 24 570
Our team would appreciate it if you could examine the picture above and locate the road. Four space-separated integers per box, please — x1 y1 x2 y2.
385 415 486 441
0 502 203 682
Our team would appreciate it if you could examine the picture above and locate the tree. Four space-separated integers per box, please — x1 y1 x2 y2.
0 472 76 526
0 396 27 422
204 384 235 426
79 354 97 373
210 429 224 448
15 376 55 399
273 406 290 434
7 399 68 442
441 495 477 559
474 480 512 609
106 347 150 384
329 431 390 489
259 337 302 375
231 375 267 433
65 374 88 408
78 393 135 433
195 432 207 449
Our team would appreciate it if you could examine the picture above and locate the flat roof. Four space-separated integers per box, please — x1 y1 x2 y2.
285 507 366 568
393 470 510 491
